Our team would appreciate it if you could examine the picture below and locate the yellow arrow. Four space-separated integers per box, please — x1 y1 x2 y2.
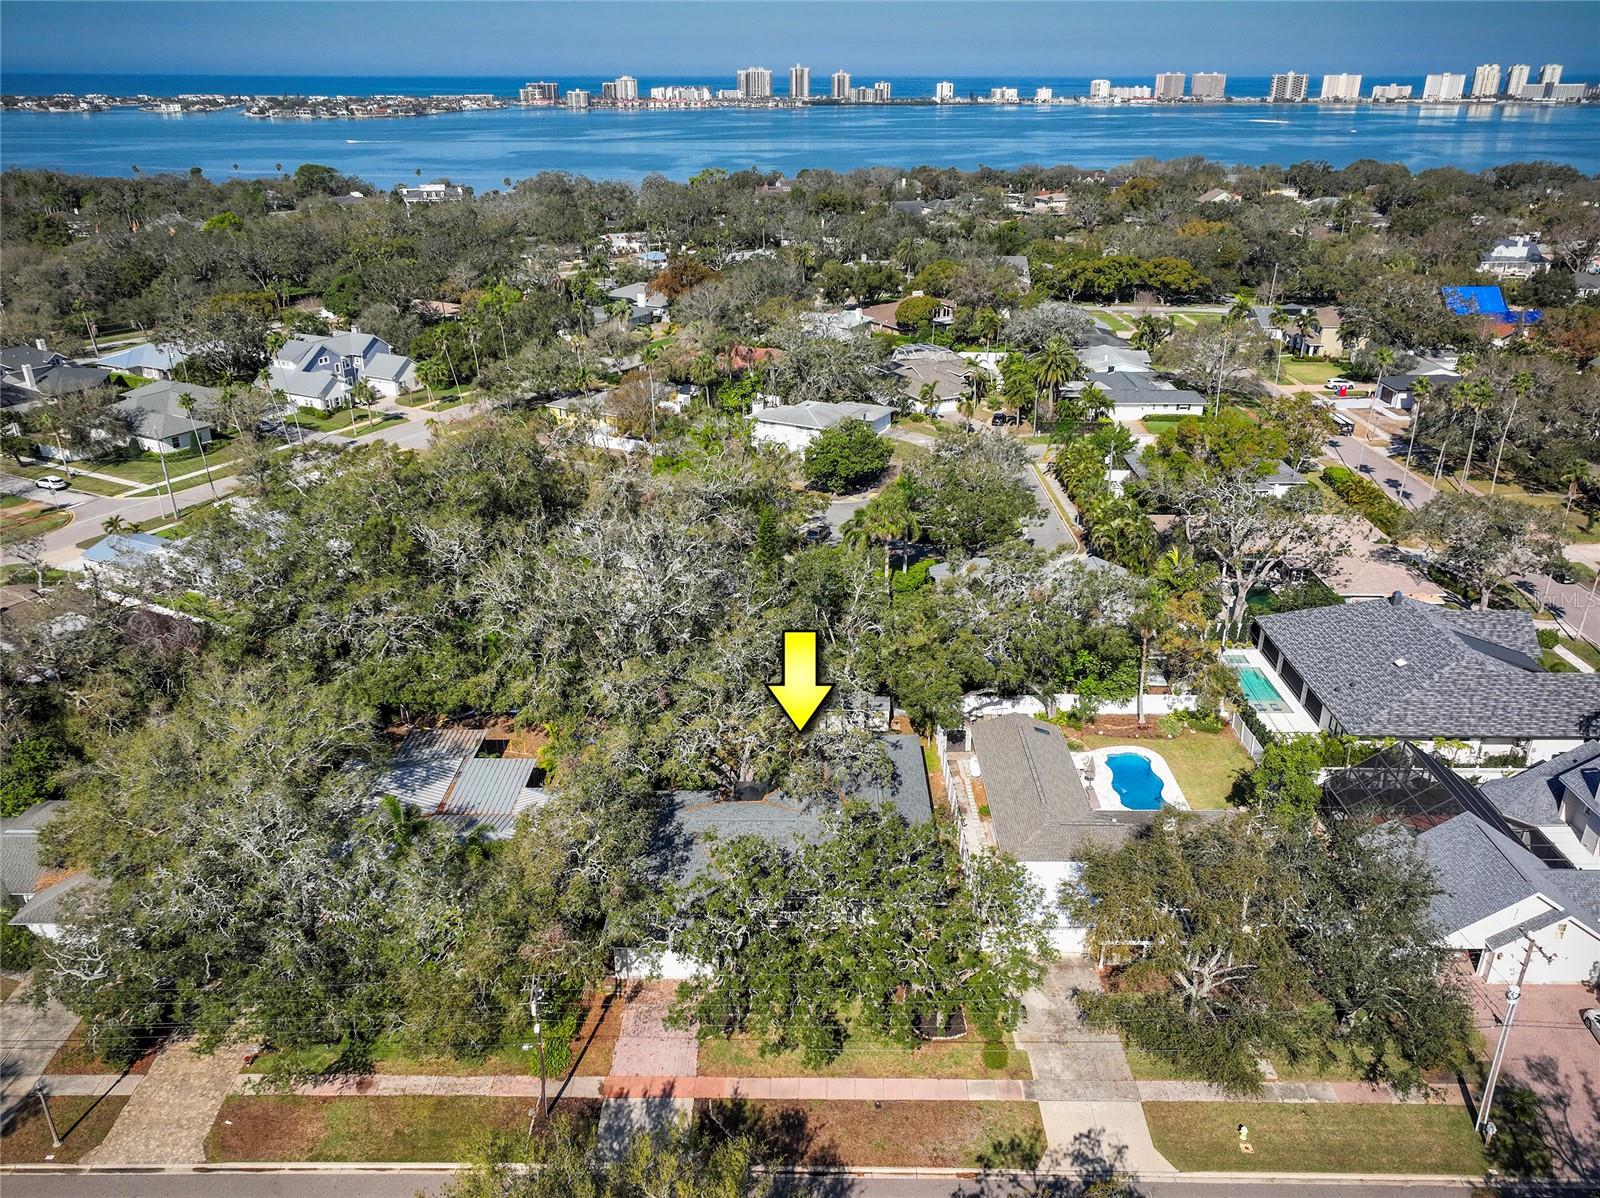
767 631 832 732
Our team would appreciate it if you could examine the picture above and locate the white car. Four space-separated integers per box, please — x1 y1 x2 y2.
34 474 69 491
1584 1008 1600 1047
1323 377 1358 391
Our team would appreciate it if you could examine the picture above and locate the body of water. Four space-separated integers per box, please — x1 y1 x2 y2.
3 73 1596 187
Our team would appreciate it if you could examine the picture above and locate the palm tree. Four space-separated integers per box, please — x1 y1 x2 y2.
1031 336 1077 429
1129 313 1175 355
1455 378 1495 491
178 391 218 498
1225 287 1257 328
1403 375 1431 475
844 486 919 604
102 514 130 536
689 351 720 410
972 307 1002 349
1488 371 1533 494
1268 306 1291 382
348 378 379 428
1078 382 1112 423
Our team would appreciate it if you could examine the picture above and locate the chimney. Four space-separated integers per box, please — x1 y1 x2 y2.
1389 590 1405 607
20 364 35 390
350 323 361 335
34 338 47 351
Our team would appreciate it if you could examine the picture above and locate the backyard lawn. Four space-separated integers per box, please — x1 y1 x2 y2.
0 1095 128 1164
699 1098 1045 1169
205 1095 601 1162
698 1014 1031 1080
1144 1101 1486 1174
1075 726 1252 810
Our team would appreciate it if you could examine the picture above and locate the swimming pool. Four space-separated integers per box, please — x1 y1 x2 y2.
1236 666 1288 708
1105 752 1165 811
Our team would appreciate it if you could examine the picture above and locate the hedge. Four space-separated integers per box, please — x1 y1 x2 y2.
1320 465 1406 537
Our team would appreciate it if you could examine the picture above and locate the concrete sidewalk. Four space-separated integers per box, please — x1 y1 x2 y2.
0 975 81 1122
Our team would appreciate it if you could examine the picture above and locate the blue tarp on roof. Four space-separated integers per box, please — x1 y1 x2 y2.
1441 285 1510 317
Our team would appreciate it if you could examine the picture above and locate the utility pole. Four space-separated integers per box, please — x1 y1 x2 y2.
528 977 547 1126
32 1082 61 1148
1475 938 1536 1140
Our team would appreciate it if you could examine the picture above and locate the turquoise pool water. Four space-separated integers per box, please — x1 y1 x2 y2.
1106 752 1165 811
1237 666 1285 704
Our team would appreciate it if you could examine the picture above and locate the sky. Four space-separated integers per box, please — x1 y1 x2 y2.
2 0 1597 80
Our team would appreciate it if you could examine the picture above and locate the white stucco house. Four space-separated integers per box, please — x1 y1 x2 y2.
266 329 418 411
750 400 895 452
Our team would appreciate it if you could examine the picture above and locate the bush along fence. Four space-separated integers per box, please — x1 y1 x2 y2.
1320 465 1407 537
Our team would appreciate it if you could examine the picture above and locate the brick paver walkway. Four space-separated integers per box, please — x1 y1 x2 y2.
606 982 697 1076
82 1038 254 1165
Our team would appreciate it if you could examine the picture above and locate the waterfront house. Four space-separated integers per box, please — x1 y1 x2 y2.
1478 235 1549 279
397 182 466 205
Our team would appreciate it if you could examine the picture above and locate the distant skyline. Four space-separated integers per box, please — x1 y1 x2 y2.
2 1 1598 80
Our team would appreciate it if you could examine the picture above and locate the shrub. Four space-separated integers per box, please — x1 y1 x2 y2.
1321 465 1406 536
981 1039 1011 1070
1536 628 1559 650
802 418 892 493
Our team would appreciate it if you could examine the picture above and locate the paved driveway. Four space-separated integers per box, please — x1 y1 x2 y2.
1469 979 1599 1179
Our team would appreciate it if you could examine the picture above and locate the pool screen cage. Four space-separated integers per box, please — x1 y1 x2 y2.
1321 740 1570 868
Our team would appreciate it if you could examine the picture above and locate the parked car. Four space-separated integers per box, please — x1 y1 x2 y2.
34 475 69 491
990 412 1017 426
1583 1008 1600 1046
1323 377 1356 391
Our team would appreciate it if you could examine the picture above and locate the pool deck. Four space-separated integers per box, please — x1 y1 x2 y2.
1219 647 1321 737
1079 745 1190 812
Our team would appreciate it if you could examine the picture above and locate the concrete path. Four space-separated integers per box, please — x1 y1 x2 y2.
1550 642 1596 672
36 1074 144 1097
0 975 81 1122
597 982 698 1158
82 1039 254 1166
1018 960 1175 1176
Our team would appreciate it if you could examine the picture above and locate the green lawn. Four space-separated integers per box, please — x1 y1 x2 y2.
0 1095 129 1164
701 1098 1045 1168
699 1016 1031 1080
340 413 407 437
205 1095 600 1163
1125 1038 1417 1085
1554 635 1600 670
1277 357 1353 388
1430 478 1600 545
88 435 245 486
5 462 130 497
1144 1101 1486 1175
1086 309 1133 333
1 505 72 545
1075 727 1251 810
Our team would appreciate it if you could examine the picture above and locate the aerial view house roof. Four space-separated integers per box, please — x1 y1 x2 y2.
1 800 67 901
969 715 1152 861
661 733 933 878
1480 741 1600 828
752 400 895 430
95 342 190 374
110 379 220 440
1256 595 1600 741
1440 285 1510 317
371 726 549 839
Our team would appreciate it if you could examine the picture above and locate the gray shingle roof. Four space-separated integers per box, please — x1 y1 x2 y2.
969 715 1150 861
1480 742 1600 827
1418 811 1600 933
754 401 894 430
111 380 220 440
8 872 100 930
1256 596 1600 740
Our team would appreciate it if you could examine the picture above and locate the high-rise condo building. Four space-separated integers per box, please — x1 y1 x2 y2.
1318 73 1362 101
1089 79 1112 100
934 80 955 102
831 70 851 99
1540 63 1562 85
737 67 773 99
612 75 638 102
1035 86 1053 102
989 86 1020 102
1470 64 1502 98
1190 72 1226 100
789 65 810 98
519 81 559 104
1154 72 1185 100
1506 64 1531 97
565 89 590 110
1268 71 1309 102
1423 72 1466 100
874 80 892 101
1371 83 1413 101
